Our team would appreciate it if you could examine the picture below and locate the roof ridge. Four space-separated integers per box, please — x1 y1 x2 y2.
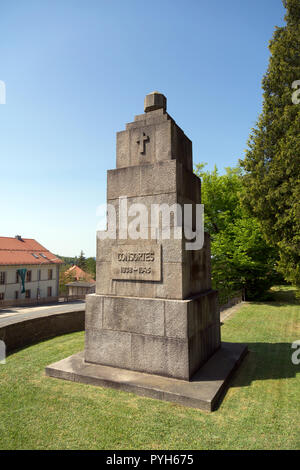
0 248 49 251
0 237 36 240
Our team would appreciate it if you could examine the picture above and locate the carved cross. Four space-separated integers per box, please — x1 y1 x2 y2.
136 132 149 155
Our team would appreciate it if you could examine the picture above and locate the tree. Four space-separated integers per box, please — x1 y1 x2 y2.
59 264 76 295
55 255 77 265
77 250 87 270
85 257 96 279
194 164 281 301
240 0 300 286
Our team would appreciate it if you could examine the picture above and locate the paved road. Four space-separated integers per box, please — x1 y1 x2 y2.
0 301 85 325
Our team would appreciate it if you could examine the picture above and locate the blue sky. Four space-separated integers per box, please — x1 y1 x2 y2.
0 0 285 257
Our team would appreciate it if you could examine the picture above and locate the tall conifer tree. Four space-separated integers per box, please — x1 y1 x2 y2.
240 0 300 285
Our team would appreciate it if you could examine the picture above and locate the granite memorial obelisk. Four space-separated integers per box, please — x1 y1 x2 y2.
46 92 247 411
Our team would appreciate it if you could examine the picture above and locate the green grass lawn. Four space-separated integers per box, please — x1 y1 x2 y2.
0 287 299 450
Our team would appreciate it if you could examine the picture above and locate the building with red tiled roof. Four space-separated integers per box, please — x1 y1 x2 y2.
64 265 95 298
0 235 63 307
64 265 95 283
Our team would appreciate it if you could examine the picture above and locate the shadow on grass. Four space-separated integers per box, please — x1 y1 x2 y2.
193 341 298 386
255 288 299 306
230 341 299 388
212 340 299 410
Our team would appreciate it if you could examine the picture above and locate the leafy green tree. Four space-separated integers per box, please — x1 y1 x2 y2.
85 257 96 279
59 264 76 295
240 0 300 286
195 164 281 301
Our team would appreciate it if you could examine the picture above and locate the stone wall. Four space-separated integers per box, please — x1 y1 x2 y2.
0 309 85 353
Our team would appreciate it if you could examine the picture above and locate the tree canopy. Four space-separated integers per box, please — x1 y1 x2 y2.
194 164 281 301
240 0 300 286
77 250 87 270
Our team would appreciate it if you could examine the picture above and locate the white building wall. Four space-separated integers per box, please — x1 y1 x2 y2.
0 264 59 301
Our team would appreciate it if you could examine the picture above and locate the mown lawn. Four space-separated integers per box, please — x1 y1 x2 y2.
0 287 299 450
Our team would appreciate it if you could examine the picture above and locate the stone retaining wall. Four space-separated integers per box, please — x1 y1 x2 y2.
0 310 85 353
220 293 243 312
0 296 59 309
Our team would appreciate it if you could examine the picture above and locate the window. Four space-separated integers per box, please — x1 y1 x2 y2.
38 269 41 281
31 253 39 259
15 291 19 300
48 269 53 280
26 271 32 282
0 272 6 285
47 286 52 297
0 293 4 301
25 290 31 299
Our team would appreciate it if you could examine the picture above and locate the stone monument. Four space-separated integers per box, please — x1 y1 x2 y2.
46 92 247 411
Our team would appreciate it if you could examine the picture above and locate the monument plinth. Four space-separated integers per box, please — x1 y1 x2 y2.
46 92 247 411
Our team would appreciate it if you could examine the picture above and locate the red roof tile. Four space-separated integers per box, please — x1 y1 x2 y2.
65 265 95 283
0 237 63 266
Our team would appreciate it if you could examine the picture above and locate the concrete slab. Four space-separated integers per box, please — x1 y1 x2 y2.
45 342 247 411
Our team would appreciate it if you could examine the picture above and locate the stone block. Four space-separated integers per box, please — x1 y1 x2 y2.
155 262 184 299
116 130 130 168
131 334 189 379
171 122 193 171
159 233 184 263
107 165 140 199
127 108 169 128
117 118 193 171
111 278 156 299
85 329 132 369
85 294 103 331
96 232 212 300
96 261 112 295
144 91 167 113
83 291 220 380
177 164 201 203
182 233 212 296
153 120 173 163
140 160 177 196
107 192 179 231
102 296 164 337
165 300 188 339
96 237 115 263
46 343 248 411
105 162 202 237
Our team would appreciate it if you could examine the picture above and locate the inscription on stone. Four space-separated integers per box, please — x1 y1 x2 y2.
111 244 161 281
